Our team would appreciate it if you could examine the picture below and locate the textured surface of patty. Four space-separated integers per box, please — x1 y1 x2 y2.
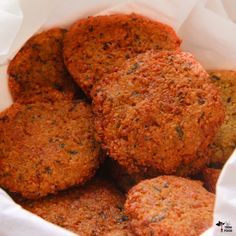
63 13 181 95
17 178 129 236
8 28 79 102
0 100 101 199
92 50 225 176
104 229 134 236
208 70 236 167
125 176 215 236
202 168 221 193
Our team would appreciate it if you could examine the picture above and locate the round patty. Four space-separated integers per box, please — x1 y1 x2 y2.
125 176 215 236
202 167 221 193
8 28 79 102
63 13 181 96
16 178 129 236
208 70 236 167
92 50 225 176
0 100 101 199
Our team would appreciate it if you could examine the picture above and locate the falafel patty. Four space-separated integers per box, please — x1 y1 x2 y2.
202 167 221 193
125 176 215 236
208 70 236 167
8 28 79 102
92 50 225 176
63 13 181 95
0 100 101 199
17 178 129 236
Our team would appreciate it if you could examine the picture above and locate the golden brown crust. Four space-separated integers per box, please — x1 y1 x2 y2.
202 168 221 193
125 176 215 236
16 178 129 236
208 70 236 167
0 100 101 199
8 28 79 102
63 13 181 95
92 50 225 176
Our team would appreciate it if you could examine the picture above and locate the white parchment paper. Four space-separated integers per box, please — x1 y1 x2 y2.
0 0 235 235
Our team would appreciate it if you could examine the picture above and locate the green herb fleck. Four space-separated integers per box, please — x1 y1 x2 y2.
85 75 90 80
45 167 52 175
52 83 63 92
127 62 140 75
125 54 130 59
211 75 220 81
103 42 112 50
175 125 184 140
0 115 9 123
116 204 124 211
99 211 106 219
153 186 161 192
163 182 169 188
150 213 166 223
67 150 79 155
131 91 140 96
198 97 205 105
31 44 40 50
117 215 129 223
25 104 32 110
88 26 94 32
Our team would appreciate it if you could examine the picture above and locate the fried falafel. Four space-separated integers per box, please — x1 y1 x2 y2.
63 13 181 95
17 178 129 236
0 100 101 199
92 50 224 176
8 28 79 102
125 176 215 236
208 70 236 167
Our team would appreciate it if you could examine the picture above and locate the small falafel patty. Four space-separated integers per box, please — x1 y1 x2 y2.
0 100 101 199
92 50 225 176
63 13 181 95
208 70 236 167
8 28 79 102
202 167 221 193
17 178 129 236
125 176 215 236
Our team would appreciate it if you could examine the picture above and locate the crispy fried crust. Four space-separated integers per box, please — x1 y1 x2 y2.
202 168 221 193
208 70 236 167
16 178 129 236
0 100 101 199
8 28 79 102
63 13 181 95
92 50 225 176
125 176 215 236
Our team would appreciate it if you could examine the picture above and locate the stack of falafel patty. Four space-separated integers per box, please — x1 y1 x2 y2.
0 13 235 236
